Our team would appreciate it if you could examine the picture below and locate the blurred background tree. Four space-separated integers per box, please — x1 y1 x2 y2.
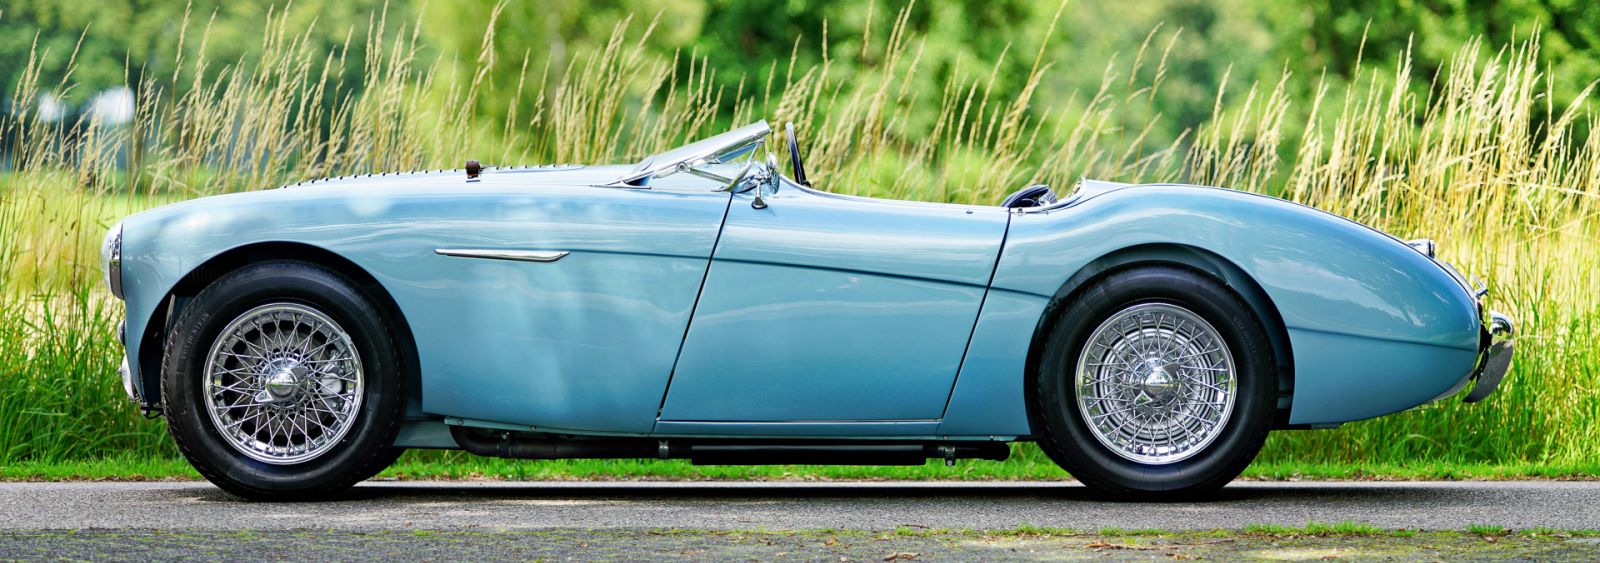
2 0 1595 154
1263 0 1600 109
0 0 412 103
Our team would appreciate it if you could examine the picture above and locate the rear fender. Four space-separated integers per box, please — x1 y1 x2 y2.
1027 244 1296 418
992 185 1479 426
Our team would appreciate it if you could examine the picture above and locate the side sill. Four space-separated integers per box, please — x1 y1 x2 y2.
652 420 941 438
441 416 1016 441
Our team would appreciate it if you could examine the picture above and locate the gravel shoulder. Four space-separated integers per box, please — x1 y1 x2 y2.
3 528 1598 561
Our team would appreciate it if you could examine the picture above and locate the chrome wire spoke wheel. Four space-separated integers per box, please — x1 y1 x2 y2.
201 303 364 465
1075 302 1236 464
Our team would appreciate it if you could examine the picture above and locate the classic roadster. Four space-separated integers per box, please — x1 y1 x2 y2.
103 121 1513 500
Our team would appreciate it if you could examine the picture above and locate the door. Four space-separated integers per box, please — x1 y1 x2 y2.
658 184 1010 427
397 177 731 433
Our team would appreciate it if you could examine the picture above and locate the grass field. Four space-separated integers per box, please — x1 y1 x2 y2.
2 5 1598 476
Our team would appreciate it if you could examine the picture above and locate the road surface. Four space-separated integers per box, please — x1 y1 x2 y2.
2 480 1597 531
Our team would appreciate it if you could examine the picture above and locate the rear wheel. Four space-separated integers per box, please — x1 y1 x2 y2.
1033 265 1276 499
162 261 405 500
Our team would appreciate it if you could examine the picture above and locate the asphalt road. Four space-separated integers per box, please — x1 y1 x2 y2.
2 480 1598 531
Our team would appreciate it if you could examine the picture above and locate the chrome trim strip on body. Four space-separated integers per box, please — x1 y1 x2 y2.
434 248 571 263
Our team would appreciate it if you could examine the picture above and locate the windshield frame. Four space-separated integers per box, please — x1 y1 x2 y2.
618 120 771 185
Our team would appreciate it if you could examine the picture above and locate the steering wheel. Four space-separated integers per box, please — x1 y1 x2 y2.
786 122 809 186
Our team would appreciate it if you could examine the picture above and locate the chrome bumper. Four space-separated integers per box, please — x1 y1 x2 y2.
1463 312 1514 403
116 319 140 403
119 355 137 402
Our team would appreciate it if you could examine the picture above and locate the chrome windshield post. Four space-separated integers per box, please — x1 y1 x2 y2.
684 162 739 185
618 121 772 186
713 162 758 193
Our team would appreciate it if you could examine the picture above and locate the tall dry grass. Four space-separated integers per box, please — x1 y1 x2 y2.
1 3 1596 466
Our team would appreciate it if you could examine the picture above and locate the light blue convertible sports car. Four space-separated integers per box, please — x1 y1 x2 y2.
102 121 1514 500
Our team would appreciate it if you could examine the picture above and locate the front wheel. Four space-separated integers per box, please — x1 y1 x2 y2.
1033 266 1277 500
161 261 405 500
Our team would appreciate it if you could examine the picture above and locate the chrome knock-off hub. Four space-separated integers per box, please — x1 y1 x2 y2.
1074 303 1237 464
259 363 308 403
202 303 365 465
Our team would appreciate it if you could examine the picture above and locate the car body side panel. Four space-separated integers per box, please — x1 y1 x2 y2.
1280 329 1479 422
658 187 1009 426
971 185 1480 426
662 261 990 423
121 172 730 433
700 187 1008 286
937 288 1047 437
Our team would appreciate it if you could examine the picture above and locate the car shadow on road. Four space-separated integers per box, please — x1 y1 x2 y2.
184 481 1483 505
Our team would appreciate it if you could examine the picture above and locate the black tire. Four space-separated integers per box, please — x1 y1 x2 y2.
161 261 406 501
353 447 407 483
1032 265 1276 500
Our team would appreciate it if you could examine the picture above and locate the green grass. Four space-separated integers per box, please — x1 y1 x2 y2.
1096 527 1169 537
1467 524 1512 536
1240 460 1600 481
1244 521 1386 536
0 454 196 481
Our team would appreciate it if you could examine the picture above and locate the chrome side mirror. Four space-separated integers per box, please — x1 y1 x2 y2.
751 183 768 209
712 152 779 209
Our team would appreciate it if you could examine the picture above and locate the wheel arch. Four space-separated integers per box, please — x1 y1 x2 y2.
136 241 421 414
1020 243 1296 433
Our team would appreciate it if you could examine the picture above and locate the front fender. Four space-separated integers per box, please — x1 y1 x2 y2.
994 185 1480 425
118 186 424 405
119 176 730 433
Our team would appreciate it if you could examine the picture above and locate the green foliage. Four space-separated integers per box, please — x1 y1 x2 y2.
0 0 408 104
0 287 174 461
4 0 1596 148
1260 0 1600 113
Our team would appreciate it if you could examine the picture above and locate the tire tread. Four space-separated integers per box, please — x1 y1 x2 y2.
1030 264 1277 500
160 261 406 501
